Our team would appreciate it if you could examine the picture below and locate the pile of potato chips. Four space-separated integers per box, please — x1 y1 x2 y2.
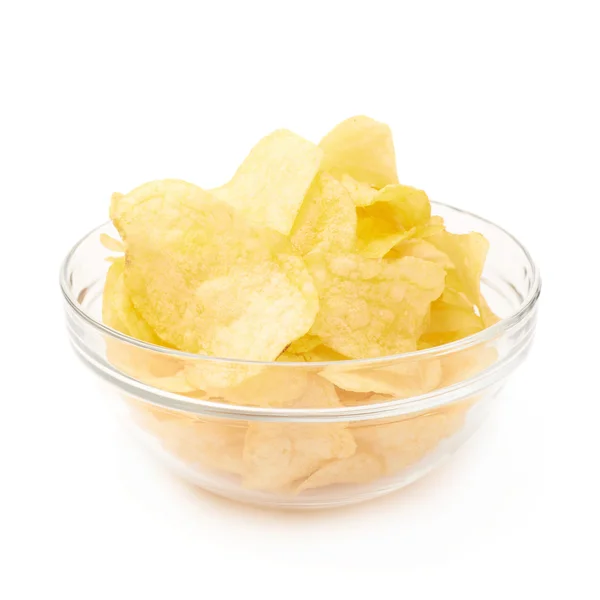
102 116 499 494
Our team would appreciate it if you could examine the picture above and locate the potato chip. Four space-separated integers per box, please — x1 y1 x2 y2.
290 172 356 255
285 334 323 355
319 116 398 188
119 190 319 363
322 359 442 398
352 402 469 475
339 174 378 207
210 130 322 235
390 238 454 269
242 376 355 490
158 416 246 475
305 253 445 358
102 258 195 393
110 179 210 237
355 184 432 258
218 368 309 407
100 233 125 253
297 451 384 491
428 230 489 310
356 214 414 258
439 345 498 387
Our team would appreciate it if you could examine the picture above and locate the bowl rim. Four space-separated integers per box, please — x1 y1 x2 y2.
60 199 541 367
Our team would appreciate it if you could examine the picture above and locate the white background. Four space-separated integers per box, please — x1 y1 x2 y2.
1 1 599 598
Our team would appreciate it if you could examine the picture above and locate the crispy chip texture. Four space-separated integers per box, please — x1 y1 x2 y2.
322 359 442 397
428 230 489 310
355 184 432 258
242 376 356 490
102 259 195 393
210 130 322 234
306 253 445 358
118 187 318 361
290 172 356 255
319 116 398 188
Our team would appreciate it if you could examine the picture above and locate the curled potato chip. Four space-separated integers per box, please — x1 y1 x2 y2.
391 238 454 269
242 376 355 490
102 259 194 393
285 334 323 355
100 233 125 253
428 230 489 310
119 188 318 363
210 130 322 235
319 116 398 188
355 184 432 258
322 359 442 397
290 172 356 255
306 253 445 358
356 215 414 258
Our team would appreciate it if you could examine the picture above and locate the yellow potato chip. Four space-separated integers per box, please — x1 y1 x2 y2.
439 345 498 387
355 184 432 258
285 334 323 355
356 214 414 258
390 238 454 269
319 116 398 188
290 172 356 255
102 258 195 393
119 191 319 363
99 233 125 253
305 253 445 358
210 130 322 235
428 230 489 310
322 359 442 398
352 403 469 475
110 179 209 237
242 376 355 490
297 451 384 491
218 368 309 408
339 174 378 207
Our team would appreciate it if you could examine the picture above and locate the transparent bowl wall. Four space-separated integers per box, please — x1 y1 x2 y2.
61 202 540 509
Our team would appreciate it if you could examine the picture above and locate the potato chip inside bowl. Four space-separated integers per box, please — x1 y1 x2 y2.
60 115 540 509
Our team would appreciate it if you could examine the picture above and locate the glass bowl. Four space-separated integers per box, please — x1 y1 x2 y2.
60 201 540 509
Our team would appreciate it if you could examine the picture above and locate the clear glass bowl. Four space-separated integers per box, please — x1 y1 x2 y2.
60 202 540 509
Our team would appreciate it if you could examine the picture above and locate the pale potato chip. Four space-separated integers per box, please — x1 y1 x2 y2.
99 233 125 252
210 130 322 234
120 191 319 363
339 174 378 207
305 253 445 358
439 345 498 387
322 359 442 398
297 451 384 491
319 116 398 188
218 368 309 407
352 402 469 475
242 376 355 490
428 230 489 310
110 179 210 237
479 295 500 327
391 238 454 269
290 172 356 255
102 258 195 393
